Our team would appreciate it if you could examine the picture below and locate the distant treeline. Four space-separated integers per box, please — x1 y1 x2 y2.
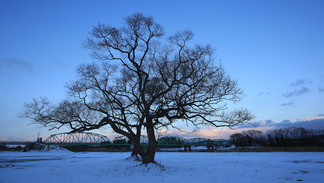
230 127 324 147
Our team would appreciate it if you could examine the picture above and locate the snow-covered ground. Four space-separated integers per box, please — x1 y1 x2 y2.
1 149 324 183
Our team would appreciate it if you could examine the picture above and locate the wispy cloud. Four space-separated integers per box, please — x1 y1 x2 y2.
280 101 294 106
282 86 310 98
237 117 324 130
258 92 270 96
318 87 324 92
299 116 324 121
0 58 34 78
281 79 311 99
289 79 306 87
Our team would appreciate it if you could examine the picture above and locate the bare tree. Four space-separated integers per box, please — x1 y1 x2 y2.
20 13 253 164
242 130 264 146
230 133 246 147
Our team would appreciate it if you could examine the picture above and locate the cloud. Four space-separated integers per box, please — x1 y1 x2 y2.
236 120 276 129
319 114 324 117
289 79 306 87
299 116 324 121
318 87 324 92
280 101 294 106
258 92 270 96
282 86 310 98
292 117 324 129
237 117 324 130
0 58 34 78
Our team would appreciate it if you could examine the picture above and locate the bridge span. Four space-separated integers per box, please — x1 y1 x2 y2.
42 132 111 145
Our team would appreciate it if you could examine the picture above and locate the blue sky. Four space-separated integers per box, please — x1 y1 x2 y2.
1 0 323 140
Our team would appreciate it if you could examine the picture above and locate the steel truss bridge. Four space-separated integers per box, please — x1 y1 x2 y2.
1 132 231 149
42 132 111 146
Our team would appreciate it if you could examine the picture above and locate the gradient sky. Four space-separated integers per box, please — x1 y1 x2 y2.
1 0 324 141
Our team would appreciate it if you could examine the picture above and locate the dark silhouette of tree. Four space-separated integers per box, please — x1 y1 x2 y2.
268 134 274 146
230 127 324 148
242 130 264 146
230 133 246 147
20 13 253 164
230 130 264 147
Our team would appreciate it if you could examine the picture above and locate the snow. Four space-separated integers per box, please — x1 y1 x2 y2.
1 149 324 183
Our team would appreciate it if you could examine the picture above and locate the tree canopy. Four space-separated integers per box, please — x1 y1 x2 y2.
21 13 253 163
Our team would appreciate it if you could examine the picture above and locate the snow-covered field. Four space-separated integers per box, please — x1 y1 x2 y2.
1 149 324 183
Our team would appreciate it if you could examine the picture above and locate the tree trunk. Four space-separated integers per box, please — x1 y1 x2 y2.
130 138 142 161
141 117 157 164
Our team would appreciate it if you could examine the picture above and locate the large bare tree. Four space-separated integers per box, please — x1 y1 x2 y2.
21 13 253 164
